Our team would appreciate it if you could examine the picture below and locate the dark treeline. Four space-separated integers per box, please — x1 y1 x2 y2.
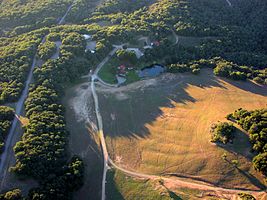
8 29 105 199
8 24 114 198
0 29 48 104
0 106 14 155
84 0 267 84
0 0 71 36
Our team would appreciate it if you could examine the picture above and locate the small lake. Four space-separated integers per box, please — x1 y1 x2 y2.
138 64 166 78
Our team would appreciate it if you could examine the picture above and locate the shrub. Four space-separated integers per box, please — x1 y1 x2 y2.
210 122 236 144
230 71 247 81
213 61 233 77
252 152 267 176
0 189 22 200
237 193 256 200
192 68 200 75
253 77 264 84
37 41 57 60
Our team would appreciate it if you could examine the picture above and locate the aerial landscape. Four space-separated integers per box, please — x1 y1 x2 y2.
0 0 266 199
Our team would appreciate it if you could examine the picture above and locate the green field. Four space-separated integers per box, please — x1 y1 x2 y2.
98 56 141 85
98 69 267 191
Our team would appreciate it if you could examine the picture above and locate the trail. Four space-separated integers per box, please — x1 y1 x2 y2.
171 29 179 45
90 45 123 200
0 2 74 190
225 0 232 6
58 4 73 25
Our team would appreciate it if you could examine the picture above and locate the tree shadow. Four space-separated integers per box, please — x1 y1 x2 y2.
63 86 103 200
97 69 266 190
99 69 226 138
168 191 183 200
106 170 125 200
216 128 266 190
223 159 266 190
222 78 267 97
216 127 255 161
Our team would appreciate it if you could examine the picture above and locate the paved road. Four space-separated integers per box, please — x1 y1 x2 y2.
0 2 74 190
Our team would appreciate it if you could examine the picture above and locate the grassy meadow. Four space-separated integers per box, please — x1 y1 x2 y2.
98 69 267 190
106 170 215 200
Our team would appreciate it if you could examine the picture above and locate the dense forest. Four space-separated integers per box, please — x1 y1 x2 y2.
0 0 267 199
0 106 14 155
87 0 267 84
0 0 71 36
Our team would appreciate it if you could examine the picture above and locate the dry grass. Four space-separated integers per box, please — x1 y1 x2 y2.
99 69 267 190
17 115 29 127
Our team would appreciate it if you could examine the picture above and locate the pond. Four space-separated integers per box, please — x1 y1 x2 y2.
138 64 165 78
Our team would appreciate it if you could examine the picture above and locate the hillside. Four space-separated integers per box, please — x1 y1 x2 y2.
0 0 266 200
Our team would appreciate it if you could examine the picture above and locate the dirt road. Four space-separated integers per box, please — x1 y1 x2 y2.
225 0 232 6
90 45 123 200
0 2 74 191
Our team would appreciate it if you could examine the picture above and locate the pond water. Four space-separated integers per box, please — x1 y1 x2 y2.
138 64 165 78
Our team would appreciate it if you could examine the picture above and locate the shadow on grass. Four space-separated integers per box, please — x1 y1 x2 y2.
217 128 255 160
106 170 125 200
99 69 226 138
222 78 267 97
168 191 182 200
217 128 266 190
98 68 267 190
223 159 267 191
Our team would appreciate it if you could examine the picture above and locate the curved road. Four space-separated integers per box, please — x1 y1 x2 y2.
90 45 123 200
0 2 74 190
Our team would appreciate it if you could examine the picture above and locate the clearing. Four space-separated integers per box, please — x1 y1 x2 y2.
98 69 267 192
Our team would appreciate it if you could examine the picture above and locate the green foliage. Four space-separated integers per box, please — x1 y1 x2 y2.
231 108 267 153
0 106 14 154
0 0 71 36
253 77 264 84
210 122 236 144
213 61 232 77
238 193 256 200
11 30 91 198
116 49 137 64
12 83 67 178
0 189 22 200
252 153 267 176
34 31 92 87
0 29 47 104
28 156 84 200
46 33 61 42
38 41 57 60
229 108 267 176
